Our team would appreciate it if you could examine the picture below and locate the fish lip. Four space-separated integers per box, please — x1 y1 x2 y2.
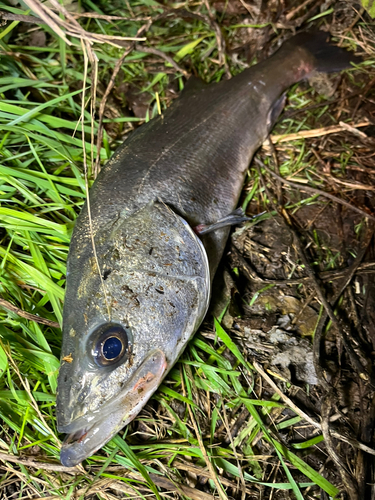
58 348 167 466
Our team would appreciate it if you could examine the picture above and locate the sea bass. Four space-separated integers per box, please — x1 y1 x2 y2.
56 32 357 466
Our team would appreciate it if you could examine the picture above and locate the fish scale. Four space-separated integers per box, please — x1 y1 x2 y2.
56 31 359 466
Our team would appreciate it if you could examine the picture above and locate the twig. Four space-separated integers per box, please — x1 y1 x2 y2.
327 175 375 191
321 395 359 499
285 0 317 20
0 297 59 328
285 215 372 385
148 6 230 77
174 459 258 493
134 44 188 75
0 452 214 499
202 0 230 78
0 464 43 496
71 12 151 22
94 17 154 177
340 120 368 139
0 452 80 472
267 136 283 206
276 1 324 28
331 432 375 457
22 0 70 45
282 90 363 120
94 46 138 177
148 473 218 500
268 120 370 144
253 362 320 429
0 10 45 24
351 76 375 120
256 158 375 222
80 40 111 320
0 8 150 24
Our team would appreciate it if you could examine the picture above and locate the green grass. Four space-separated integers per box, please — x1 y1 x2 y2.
0 0 373 498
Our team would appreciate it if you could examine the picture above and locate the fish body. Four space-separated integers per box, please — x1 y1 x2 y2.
57 32 356 466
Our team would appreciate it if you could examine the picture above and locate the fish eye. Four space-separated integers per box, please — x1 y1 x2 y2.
91 324 129 367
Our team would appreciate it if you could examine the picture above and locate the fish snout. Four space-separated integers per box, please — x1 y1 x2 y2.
58 349 168 466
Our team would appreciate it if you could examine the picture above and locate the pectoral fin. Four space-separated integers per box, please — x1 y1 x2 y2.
194 208 265 235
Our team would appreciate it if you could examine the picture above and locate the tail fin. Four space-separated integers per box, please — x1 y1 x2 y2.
284 31 362 74
259 32 361 131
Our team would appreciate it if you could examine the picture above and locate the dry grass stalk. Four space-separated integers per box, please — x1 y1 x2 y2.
22 0 146 47
268 120 370 144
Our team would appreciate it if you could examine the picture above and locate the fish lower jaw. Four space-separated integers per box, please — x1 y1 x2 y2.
58 348 167 467
59 415 114 467
62 426 90 445
59 390 151 467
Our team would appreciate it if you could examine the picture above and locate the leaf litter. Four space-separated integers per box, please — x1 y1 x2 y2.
0 0 375 498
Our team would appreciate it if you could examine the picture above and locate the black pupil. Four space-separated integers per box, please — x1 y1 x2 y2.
92 323 128 366
103 336 122 360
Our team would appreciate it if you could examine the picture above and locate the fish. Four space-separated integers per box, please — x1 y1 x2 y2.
56 31 358 466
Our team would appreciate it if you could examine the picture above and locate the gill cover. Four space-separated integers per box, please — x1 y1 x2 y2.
56 201 210 464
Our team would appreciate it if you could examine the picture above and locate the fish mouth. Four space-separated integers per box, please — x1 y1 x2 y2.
58 349 167 467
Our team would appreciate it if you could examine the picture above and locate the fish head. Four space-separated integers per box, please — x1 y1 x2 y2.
56 201 210 466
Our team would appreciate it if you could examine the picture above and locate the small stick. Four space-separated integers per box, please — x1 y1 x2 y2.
174 459 258 493
0 451 80 472
321 395 360 499
134 44 188 76
0 11 45 24
0 297 59 328
268 120 370 144
0 8 150 24
253 362 320 429
94 46 138 177
286 216 372 386
71 12 151 22
267 136 283 206
202 0 230 78
94 17 154 176
326 175 375 191
22 0 70 45
282 90 363 120
9 2 145 48
340 120 368 139
285 0 317 20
